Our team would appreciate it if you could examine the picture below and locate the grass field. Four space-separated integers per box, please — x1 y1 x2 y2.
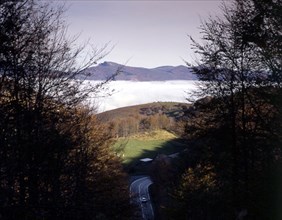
113 130 187 165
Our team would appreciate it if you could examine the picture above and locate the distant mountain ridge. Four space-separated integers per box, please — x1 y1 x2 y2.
84 61 197 81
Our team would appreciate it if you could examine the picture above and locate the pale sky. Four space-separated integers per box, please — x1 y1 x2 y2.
58 0 225 68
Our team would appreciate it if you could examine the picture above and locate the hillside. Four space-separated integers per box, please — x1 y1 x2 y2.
97 102 191 138
97 101 190 122
83 61 197 81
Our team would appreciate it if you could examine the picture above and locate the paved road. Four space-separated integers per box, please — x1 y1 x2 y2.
130 176 154 220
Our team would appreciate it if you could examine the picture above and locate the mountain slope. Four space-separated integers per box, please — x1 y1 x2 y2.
97 102 191 123
97 102 191 138
84 61 197 81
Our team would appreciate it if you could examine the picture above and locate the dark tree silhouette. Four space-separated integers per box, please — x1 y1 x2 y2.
167 0 282 219
0 1 131 219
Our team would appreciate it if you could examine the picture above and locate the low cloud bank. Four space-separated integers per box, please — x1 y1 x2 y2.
87 80 198 112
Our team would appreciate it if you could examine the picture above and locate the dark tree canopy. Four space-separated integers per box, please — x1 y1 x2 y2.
166 0 282 219
0 1 131 219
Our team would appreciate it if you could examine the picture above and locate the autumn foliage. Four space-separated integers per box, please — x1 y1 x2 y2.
0 1 131 219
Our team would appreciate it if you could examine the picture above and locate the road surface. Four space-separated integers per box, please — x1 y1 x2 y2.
130 176 154 220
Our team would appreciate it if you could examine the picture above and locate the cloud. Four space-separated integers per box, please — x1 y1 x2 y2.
89 80 198 112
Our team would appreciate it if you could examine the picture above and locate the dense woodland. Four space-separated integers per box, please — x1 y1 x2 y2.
161 88 281 220
150 0 282 219
0 1 131 219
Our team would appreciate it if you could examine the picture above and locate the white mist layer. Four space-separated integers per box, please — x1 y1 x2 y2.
86 80 198 113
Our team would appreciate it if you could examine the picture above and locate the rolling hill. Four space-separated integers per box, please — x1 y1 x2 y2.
97 101 191 123
97 102 191 138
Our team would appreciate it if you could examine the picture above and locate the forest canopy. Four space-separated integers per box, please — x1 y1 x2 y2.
0 1 131 219
163 0 282 219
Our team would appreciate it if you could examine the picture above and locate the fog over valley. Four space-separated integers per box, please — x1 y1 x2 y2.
82 62 198 112
88 80 198 112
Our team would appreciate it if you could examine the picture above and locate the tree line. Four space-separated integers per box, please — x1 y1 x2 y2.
98 103 189 138
107 113 173 138
0 1 131 219
151 0 281 219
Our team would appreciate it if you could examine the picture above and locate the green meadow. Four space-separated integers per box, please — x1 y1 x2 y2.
113 130 187 165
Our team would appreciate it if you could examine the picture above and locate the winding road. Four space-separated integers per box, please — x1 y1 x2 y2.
130 176 154 220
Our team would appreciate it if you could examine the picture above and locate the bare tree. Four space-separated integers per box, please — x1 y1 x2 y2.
0 1 131 219
239 0 282 86
185 0 282 217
